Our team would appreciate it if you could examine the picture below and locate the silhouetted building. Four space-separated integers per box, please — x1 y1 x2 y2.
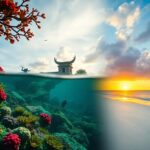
54 56 76 75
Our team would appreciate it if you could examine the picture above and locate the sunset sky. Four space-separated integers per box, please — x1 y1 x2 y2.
0 0 150 75
99 78 150 91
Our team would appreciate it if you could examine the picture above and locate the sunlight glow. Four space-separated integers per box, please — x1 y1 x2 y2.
98 78 150 91
120 82 131 91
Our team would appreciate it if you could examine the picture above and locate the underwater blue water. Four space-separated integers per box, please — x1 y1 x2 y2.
0 73 103 150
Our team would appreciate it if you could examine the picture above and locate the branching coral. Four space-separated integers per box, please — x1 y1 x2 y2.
45 135 64 150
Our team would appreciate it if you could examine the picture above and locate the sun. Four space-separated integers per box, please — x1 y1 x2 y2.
120 82 130 91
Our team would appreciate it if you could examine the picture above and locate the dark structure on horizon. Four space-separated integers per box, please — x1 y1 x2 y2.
54 56 76 75
21 66 30 73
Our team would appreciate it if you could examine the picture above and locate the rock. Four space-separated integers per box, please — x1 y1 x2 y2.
70 129 89 148
54 133 86 150
74 121 102 150
11 91 25 102
74 121 99 137
51 112 74 133
1 115 18 129
26 106 50 115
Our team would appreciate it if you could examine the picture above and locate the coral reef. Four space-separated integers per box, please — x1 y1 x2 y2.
39 113 52 125
17 115 39 126
0 75 100 150
0 124 7 142
1 116 18 129
2 133 21 150
44 134 64 150
0 89 7 102
29 134 43 149
14 106 26 116
54 133 86 150
0 106 11 117
12 127 31 142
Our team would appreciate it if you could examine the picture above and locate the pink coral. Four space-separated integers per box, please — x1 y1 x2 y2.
0 89 7 102
40 113 52 125
2 133 21 150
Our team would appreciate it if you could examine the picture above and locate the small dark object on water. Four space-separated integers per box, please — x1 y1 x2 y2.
21 66 30 73
61 100 67 108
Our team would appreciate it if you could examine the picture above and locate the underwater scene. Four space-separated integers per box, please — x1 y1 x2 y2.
0 74 104 150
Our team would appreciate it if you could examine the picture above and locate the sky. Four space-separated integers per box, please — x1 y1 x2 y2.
99 79 150 91
1 0 150 76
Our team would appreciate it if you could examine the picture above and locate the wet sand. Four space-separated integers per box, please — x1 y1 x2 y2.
99 91 150 150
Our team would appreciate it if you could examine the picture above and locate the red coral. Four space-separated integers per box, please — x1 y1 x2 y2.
2 133 21 150
0 66 4 72
0 89 7 102
40 113 52 125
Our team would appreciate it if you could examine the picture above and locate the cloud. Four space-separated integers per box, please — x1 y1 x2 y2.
107 1 140 40
29 57 50 72
97 40 141 76
135 21 150 43
83 38 150 77
0 0 105 74
56 46 75 61
136 51 150 75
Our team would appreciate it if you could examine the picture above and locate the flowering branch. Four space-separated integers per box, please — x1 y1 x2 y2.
0 0 46 44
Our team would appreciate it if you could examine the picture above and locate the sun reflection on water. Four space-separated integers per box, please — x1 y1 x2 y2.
104 90 150 106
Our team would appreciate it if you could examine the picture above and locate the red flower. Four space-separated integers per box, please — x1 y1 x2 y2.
40 113 52 125
0 89 7 102
2 133 21 150
10 38 15 44
0 66 4 72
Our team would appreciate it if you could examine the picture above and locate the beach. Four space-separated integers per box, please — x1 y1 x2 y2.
98 91 150 150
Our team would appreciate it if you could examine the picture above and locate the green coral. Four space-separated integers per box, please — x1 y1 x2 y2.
0 106 11 116
30 134 43 149
45 135 64 150
12 127 31 142
0 124 7 142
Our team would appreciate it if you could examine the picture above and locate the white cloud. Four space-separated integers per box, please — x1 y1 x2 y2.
107 1 140 40
56 46 75 61
0 0 106 75
29 57 50 73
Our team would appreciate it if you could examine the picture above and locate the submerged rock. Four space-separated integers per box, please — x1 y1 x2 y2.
54 133 86 150
50 112 74 133
26 106 49 115
11 91 25 102
0 106 11 117
1 115 18 129
70 129 89 148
